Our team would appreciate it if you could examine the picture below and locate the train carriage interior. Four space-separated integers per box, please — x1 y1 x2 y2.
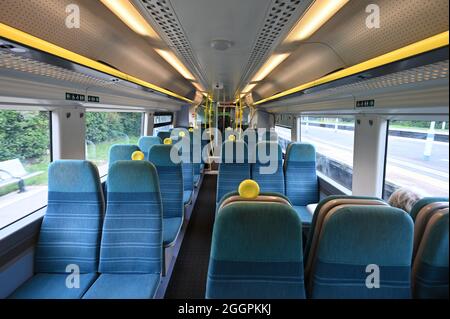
0 0 449 305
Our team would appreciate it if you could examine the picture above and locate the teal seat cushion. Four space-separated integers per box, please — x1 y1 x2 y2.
293 206 313 225
82 274 160 299
163 217 183 247
184 190 192 205
10 273 97 299
410 197 449 221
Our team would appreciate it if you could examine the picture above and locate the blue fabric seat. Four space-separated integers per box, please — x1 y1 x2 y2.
410 197 449 221
216 141 251 208
252 142 284 195
306 205 414 299
83 161 163 299
413 209 448 299
10 160 104 299
148 145 184 247
108 144 141 168
138 136 162 160
207 198 305 299
284 143 319 225
83 274 160 299
10 273 98 299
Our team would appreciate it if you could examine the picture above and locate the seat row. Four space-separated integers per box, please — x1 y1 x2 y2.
217 140 319 226
207 181 449 299
10 160 165 299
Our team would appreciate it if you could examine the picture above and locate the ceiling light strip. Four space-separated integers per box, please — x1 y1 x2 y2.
254 31 449 105
0 22 193 103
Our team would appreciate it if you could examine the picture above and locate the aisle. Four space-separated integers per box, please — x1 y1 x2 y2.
164 175 217 299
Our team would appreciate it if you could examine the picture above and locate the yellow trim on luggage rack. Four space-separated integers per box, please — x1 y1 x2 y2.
0 23 193 103
254 31 449 106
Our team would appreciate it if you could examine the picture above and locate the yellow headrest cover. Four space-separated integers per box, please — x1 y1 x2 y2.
164 138 173 145
178 131 186 138
228 134 236 142
188 127 194 132
238 180 260 200
131 151 145 161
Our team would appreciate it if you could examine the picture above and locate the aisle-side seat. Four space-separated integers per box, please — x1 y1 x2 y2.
138 136 162 160
10 160 103 299
306 204 414 299
284 143 319 226
83 161 162 299
410 197 449 221
172 129 194 205
412 208 449 299
108 144 140 168
148 144 183 247
207 180 305 299
252 141 284 195
216 140 250 209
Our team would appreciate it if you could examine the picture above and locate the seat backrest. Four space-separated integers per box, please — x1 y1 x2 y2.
412 209 449 299
304 195 388 267
148 145 184 219
108 144 140 168
99 161 162 274
284 143 319 206
216 141 250 204
35 160 104 273
410 197 449 221
157 131 171 141
252 142 284 195
308 205 414 299
413 201 449 258
138 136 162 159
207 201 305 299
261 130 278 142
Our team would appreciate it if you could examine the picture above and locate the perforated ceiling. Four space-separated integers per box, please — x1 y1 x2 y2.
135 0 209 88
237 0 312 91
0 51 118 88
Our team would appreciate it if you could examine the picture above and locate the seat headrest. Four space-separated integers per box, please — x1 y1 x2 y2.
138 136 162 152
108 144 141 168
107 160 159 193
48 160 101 193
148 144 181 166
286 142 316 162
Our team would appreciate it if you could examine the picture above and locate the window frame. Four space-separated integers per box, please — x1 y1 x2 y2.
153 112 173 128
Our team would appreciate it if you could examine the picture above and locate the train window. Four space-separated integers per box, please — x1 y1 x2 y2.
153 113 174 136
383 120 449 200
274 125 291 153
85 111 143 176
301 116 355 191
0 110 50 229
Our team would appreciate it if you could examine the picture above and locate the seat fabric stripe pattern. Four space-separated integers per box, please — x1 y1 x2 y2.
100 161 162 274
309 206 414 299
252 142 284 195
35 160 103 273
207 202 305 299
285 143 319 210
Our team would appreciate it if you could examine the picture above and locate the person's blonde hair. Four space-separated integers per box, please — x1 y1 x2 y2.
388 188 421 213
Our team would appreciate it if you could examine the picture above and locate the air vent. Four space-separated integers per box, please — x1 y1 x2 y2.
136 0 208 87
237 0 312 92
0 51 120 88
324 60 449 93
